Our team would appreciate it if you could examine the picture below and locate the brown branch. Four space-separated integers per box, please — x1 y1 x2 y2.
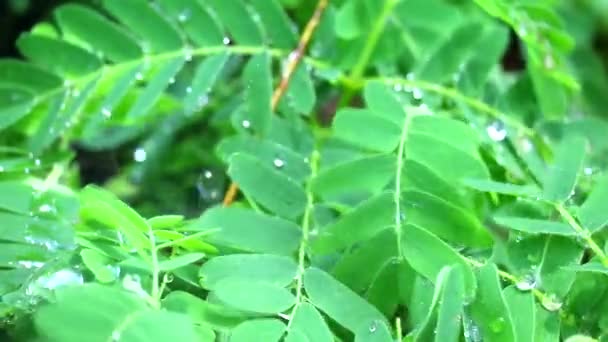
223 0 330 207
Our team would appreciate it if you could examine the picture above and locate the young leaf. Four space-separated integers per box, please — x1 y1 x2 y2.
493 216 574 236
158 253 205 271
333 109 402 153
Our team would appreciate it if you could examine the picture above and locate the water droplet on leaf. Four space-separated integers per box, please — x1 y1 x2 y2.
177 9 191 22
515 273 538 291
241 119 251 129
102 107 112 118
273 158 285 169
133 148 147 163
486 121 507 141
222 36 231 45
541 294 562 312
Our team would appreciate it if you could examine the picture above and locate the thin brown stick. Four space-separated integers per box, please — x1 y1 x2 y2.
223 0 330 206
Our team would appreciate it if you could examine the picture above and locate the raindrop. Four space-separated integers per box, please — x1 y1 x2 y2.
412 88 423 100
133 148 147 163
515 273 538 291
222 36 231 45
392 83 403 92
177 9 191 22
241 119 251 129
486 121 507 141
102 107 112 118
136 72 144 81
169 77 176 84
204 170 213 179
273 158 285 169
38 204 53 213
584 167 593 176
186 86 193 94
544 55 555 69
541 294 562 312
368 320 377 333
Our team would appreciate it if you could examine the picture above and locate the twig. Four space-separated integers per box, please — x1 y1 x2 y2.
223 0 330 206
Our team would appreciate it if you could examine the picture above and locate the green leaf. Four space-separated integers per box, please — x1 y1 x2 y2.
214 279 295 314
55 4 142 62
162 291 247 330
0 59 63 92
503 286 536 341
249 0 297 49
230 319 285 342
228 153 307 219
147 215 184 230
577 175 608 232
207 0 264 45
103 0 183 53
199 254 297 290
415 266 466 342
17 34 102 77
282 64 316 115
80 249 118 283
311 192 395 254
184 53 228 114
303 267 387 334
333 109 402 153
156 0 223 46
494 216 574 236
402 224 477 301
35 284 199 342
237 53 273 136
402 190 492 247
354 319 393 342
542 135 587 202
312 154 395 200
188 206 301 255
158 253 205 271
217 135 311 183
468 264 516 342
564 261 608 275
363 82 407 126
286 303 333 342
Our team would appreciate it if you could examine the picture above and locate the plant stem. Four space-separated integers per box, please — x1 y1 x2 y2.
555 204 608 267
340 0 400 106
287 150 320 330
148 227 161 308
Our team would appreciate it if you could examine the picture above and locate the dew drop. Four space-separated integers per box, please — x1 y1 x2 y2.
489 317 505 333
204 170 213 179
136 72 144 81
368 320 377 333
544 55 555 69
102 107 112 118
197 94 209 109
24 167 30 174
168 77 176 84
412 88 423 100
515 273 538 291
241 119 251 129
406 72 415 80
133 148 147 163
17 260 44 269
399 211 406 223
486 121 507 141
39 204 53 213
392 83 403 92
0 166 4 172
186 86 193 94
184 47 193 62
34 159 41 167
584 167 593 176
520 138 534 153
72 89 81 97
222 36 231 45
541 294 562 312
177 9 191 22
273 158 285 169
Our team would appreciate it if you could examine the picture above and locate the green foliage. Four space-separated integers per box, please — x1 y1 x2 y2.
1 0 608 341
